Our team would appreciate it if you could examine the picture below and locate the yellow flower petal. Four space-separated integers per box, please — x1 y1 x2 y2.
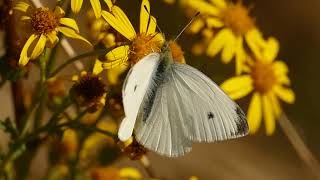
262 95 276 135
47 31 59 46
119 167 142 179
277 74 291 86
188 19 205 34
93 59 104 75
245 29 265 60
207 28 232 57
102 45 130 69
247 92 262 134
274 85 295 104
103 0 113 10
140 0 150 34
187 0 219 15
19 34 38 66
90 0 102 18
269 93 281 117
209 0 227 9
273 61 288 75
221 32 236 63
107 63 128 85
71 0 83 14
220 75 253 100
147 16 157 35
263 37 279 63
14 2 30 12
30 34 47 59
235 37 246 75
59 18 80 33
54 6 65 17
111 6 136 39
105 45 130 61
206 17 224 28
153 33 165 45
58 27 92 46
101 10 134 40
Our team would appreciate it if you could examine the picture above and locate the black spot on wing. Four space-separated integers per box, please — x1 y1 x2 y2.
134 85 138 92
207 112 214 120
235 106 249 135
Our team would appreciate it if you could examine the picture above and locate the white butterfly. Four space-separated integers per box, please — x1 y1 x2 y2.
118 43 249 157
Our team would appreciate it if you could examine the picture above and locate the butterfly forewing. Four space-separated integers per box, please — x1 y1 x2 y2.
134 61 248 157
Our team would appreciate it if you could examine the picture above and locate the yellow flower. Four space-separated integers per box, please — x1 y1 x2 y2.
14 2 91 66
186 0 265 74
90 166 142 180
71 0 113 18
92 0 163 76
220 37 295 135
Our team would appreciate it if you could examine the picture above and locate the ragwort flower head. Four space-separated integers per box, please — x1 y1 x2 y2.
186 0 265 74
71 71 107 112
14 2 91 66
93 0 163 74
221 38 295 135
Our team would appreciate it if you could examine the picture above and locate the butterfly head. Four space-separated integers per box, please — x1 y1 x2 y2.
160 41 174 63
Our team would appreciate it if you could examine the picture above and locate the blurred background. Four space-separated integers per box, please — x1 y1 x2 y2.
1 0 320 179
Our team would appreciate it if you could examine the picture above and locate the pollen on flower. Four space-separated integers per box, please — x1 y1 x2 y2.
130 33 162 64
31 7 59 34
221 1 255 36
250 61 277 93
168 41 185 64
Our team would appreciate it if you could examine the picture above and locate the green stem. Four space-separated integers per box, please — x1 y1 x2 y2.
49 49 109 77
20 50 48 137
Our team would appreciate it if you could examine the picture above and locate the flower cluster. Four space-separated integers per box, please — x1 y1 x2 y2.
0 0 299 179
179 0 295 135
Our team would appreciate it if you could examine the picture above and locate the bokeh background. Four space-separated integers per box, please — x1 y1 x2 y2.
1 0 320 179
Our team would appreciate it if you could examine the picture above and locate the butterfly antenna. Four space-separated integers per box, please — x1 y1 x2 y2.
173 12 200 42
144 5 163 35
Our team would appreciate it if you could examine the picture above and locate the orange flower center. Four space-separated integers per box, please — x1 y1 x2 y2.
31 8 59 34
130 33 162 64
250 61 277 93
221 2 254 36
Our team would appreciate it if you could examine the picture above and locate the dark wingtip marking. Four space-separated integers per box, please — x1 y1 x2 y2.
235 106 249 135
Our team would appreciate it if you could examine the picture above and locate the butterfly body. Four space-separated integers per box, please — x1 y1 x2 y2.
119 42 249 157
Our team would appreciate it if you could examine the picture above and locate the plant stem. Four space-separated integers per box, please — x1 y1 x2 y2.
49 49 109 77
279 113 320 179
20 50 48 137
